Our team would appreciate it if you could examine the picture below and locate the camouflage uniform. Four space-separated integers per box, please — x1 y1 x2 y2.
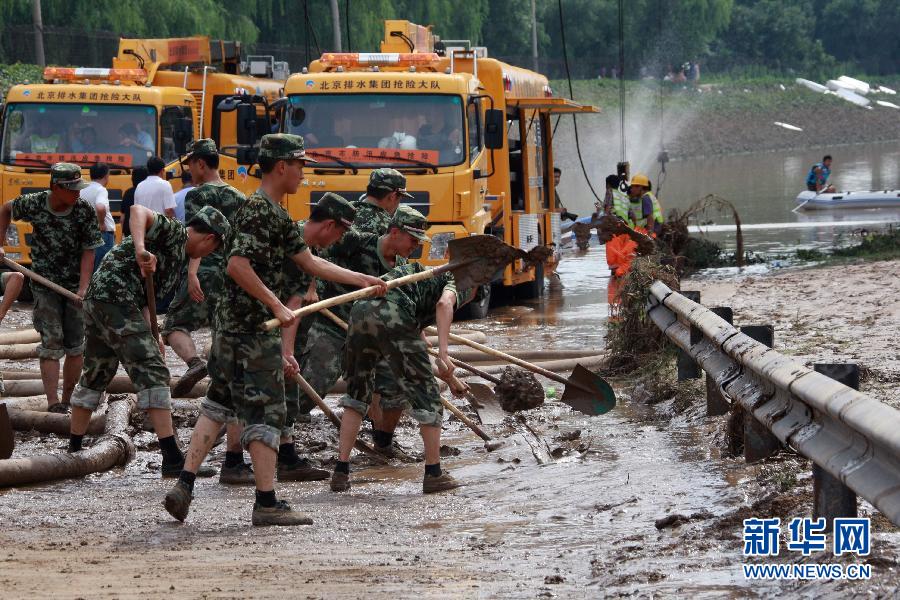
340 262 457 427
10 164 102 359
200 132 322 451
293 208 422 417
161 180 245 337
71 207 229 411
350 168 414 234
280 194 359 433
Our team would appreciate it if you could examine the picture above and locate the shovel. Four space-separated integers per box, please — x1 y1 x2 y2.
1 257 82 304
261 235 542 331
0 404 13 459
289 370 388 463
139 252 162 343
426 327 616 416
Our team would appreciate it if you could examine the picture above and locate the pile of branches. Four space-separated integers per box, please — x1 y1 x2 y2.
660 194 745 276
605 255 680 374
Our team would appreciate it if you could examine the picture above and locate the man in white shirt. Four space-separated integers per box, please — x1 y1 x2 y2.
172 170 194 223
80 163 115 269
134 156 176 219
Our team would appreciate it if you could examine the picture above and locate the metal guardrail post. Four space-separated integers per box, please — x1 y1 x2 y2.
813 363 860 529
676 291 702 381
706 307 734 416
740 325 783 462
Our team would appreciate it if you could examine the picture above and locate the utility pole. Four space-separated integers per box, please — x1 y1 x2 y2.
329 0 342 52
32 0 46 67
530 0 539 72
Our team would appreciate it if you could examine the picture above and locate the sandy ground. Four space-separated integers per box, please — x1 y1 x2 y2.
691 258 899 408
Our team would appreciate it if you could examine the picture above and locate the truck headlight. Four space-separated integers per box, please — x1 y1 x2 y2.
428 232 455 260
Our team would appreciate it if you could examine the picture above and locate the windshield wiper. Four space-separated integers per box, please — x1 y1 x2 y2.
305 151 358 175
376 154 439 174
77 159 133 171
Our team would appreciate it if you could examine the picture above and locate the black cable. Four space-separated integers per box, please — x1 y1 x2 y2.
557 0 602 203
345 0 351 52
303 0 310 66
617 0 626 162
307 9 322 56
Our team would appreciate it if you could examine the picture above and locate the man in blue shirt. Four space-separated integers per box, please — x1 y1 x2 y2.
806 155 834 193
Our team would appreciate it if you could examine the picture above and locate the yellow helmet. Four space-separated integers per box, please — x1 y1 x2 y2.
629 173 650 188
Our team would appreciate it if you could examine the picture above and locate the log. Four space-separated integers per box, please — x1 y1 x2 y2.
1 396 48 411
2 371 44 380
0 343 39 359
0 377 208 398
0 396 136 487
0 329 41 345
8 408 105 435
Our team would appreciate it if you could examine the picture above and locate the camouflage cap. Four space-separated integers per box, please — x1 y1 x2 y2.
184 138 218 159
315 192 355 228
187 205 231 240
390 204 430 242
50 162 89 190
258 133 317 163
369 168 413 198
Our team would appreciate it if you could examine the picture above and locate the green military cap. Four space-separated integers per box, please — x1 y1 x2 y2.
316 192 355 228
258 133 317 163
390 204 430 242
369 168 413 198
184 138 218 159
187 205 231 239
50 162 89 190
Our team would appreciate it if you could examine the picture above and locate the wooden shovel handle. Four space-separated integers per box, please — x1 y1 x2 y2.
425 326 593 393
261 265 445 331
139 252 160 340
290 370 386 462
1 257 81 304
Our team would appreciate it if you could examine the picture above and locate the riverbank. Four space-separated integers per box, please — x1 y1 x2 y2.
552 77 900 159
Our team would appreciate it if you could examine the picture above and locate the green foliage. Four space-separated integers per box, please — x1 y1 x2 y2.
0 63 43 96
0 0 898 76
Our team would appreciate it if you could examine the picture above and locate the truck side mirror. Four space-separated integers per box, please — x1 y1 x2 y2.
484 109 504 149
236 103 257 146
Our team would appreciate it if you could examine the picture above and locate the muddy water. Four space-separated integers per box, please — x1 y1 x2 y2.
556 140 900 256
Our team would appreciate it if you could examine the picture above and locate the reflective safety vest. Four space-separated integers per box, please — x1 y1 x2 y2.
610 189 632 226
630 191 663 234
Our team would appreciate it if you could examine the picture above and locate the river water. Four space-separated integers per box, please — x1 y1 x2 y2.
555 140 900 256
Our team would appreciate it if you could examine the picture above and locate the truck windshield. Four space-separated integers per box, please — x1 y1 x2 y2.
1 103 157 169
285 94 465 167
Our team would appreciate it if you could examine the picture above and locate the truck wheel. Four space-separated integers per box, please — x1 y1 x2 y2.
456 283 491 320
515 262 545 300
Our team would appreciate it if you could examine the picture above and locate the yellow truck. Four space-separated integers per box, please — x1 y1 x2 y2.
282 20 597 316
0 36 284 265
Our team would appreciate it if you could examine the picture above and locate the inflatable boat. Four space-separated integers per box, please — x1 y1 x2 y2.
795 189 900 210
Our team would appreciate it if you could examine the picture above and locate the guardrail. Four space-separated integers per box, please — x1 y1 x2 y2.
646 281 900 527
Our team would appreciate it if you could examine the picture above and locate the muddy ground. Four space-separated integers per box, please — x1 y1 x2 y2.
0 254 898 598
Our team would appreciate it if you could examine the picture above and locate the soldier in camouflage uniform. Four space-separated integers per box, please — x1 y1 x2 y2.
331 261 466 495
289 205 430 457
164 134 386 527
352 168 413 233
160 139 252 485
68 204 228 478
0 163 102 413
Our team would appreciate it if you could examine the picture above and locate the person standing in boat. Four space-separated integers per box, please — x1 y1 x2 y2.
806 155 835 193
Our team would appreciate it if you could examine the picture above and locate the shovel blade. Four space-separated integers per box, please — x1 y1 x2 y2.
0 403 14 459
466 382 506 425
560 364 616 416
447 236 524 290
